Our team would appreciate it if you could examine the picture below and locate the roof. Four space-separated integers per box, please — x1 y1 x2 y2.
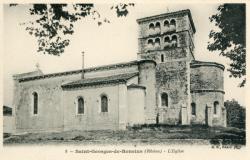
127 84 146 90
13 69 43 80
62 72 139 89
17 59 156 83
17 60 138 82
137 9 196 33
190 60 225 70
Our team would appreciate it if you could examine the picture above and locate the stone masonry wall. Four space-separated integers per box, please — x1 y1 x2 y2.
62 84 125 131
190 65 224 126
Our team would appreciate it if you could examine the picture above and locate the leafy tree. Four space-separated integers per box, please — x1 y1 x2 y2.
224 99 245 129
208 4 246 87
10 3 134 56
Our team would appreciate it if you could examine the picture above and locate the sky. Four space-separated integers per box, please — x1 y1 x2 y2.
3 3 246 107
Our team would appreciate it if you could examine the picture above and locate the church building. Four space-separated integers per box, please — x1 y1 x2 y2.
12 9 227 133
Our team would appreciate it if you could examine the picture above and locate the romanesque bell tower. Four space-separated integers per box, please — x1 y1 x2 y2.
137 9 196 124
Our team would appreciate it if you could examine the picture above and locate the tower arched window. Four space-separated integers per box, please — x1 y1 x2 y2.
191 102 196 116
214 101 219 115
161 93 168 107
149 23 154 29
163 20 170 33
147 39 154 49
171 35 178 47
164 20 170 27
148 23 155 35
32 92 38 115
77 97 84 114
155 22 161 34
161 54 164 62
155 38 160 47
164 36 171 49
101 95 108 112
170 19 176 31
155 22 161 28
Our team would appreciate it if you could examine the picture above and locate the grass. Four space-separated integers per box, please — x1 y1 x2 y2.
3 125 245 146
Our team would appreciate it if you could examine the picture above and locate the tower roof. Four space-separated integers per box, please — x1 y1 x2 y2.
136 9 196 33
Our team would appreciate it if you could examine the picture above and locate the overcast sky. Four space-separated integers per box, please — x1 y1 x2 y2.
3 3 246 107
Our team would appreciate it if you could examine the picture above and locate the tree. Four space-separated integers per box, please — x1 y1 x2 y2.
10 3 134 56
208 4 246 87
224 99 245 129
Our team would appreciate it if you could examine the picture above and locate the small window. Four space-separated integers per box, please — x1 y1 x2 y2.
155 38 160 46
149 23 154 29
161 54 164 62
164 20 170 27
161 93 168 107
148 39 153 45
164 36 171 42
191 102 196 116
214 101 219 114
101 95 108 112
155 22 161 29
33 92 38 115
171 35 178 47
77 97 84 114
170 19 176 31
170 19 176 26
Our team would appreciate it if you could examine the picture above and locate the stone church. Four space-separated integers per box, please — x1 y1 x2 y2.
12 9 226 133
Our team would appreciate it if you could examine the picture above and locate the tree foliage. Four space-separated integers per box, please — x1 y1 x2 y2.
208 4 246 87
10 3 134 56
224 99 245 129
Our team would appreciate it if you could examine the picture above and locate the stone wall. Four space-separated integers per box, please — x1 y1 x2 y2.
14 62 140 133
127 87 145 125
191 92 224 126
190 64 224 91
14 74 81 133
62 84 126 131
156 60 190 124
190 63 224 126
3 116 15 133
137 13 194 39
138 60 157 123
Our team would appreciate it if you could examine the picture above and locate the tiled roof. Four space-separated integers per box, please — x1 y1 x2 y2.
62 72 139 89
127 84 146 89
18 60 138 82
190 60 225 70
17 59 156 83
13 70 43 80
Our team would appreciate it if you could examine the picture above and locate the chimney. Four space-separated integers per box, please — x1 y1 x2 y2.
81 51 85 79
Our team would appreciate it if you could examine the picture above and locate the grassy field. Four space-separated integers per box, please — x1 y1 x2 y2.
3 125 245 146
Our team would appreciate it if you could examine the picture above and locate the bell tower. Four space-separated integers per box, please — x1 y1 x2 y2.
136 9 196 124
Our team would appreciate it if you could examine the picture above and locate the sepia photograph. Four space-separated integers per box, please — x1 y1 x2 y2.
1 1 247 159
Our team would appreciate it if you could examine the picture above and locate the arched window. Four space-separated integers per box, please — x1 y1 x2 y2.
164 36 171 43
155 38 160 47
164 20 170 27
170 19 176 31
148 39 153 45
149 23 154 30
171 35 177 47
155 22 161 28
214 101 219 114
101 95 108 112
77 97 84 114
155 22 161 33
191 102 196 116
161 93 168 107
161 54 164 62
164 36 171 49
33 92 38 115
